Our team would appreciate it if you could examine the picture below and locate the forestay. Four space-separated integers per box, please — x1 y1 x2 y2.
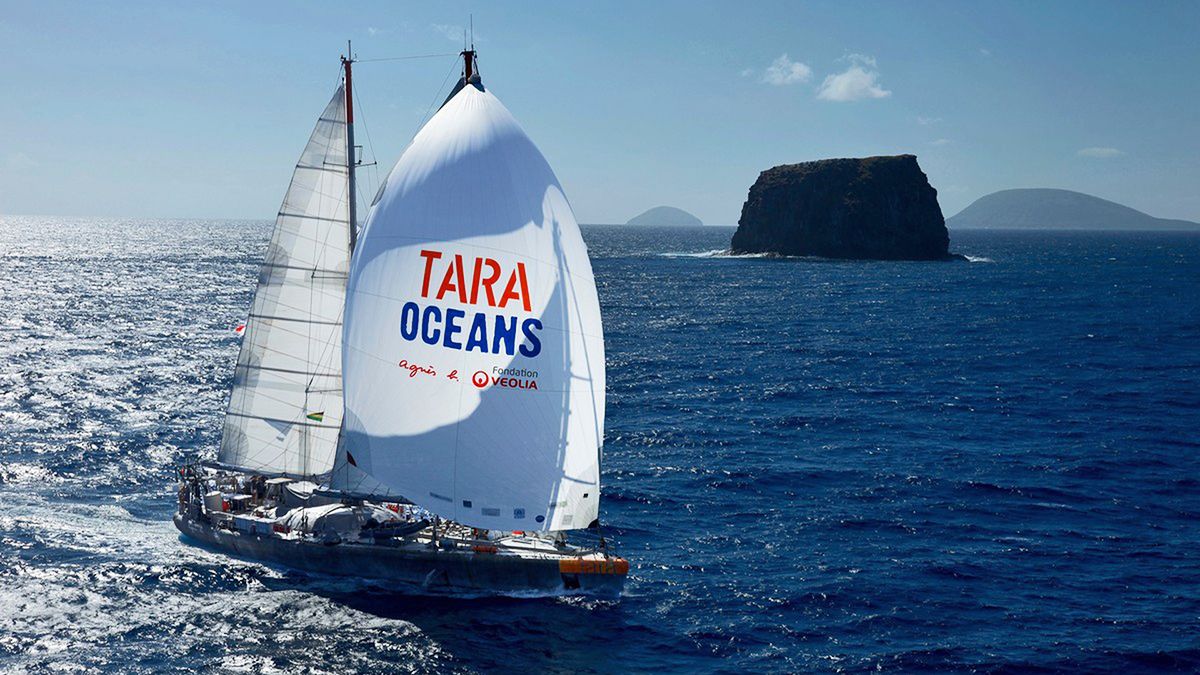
332 82 606 532
218 86 351 477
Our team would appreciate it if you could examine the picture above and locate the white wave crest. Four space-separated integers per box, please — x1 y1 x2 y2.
659 249 779 259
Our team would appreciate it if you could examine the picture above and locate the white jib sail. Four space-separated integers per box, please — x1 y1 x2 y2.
217 85 351 477
332 82 606 532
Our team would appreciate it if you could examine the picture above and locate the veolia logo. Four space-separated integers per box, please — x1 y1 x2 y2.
472 366 540 391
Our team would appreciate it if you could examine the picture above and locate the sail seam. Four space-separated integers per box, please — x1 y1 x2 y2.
261 228 350 250
236 364 341 378
277 212 348 224
247 312 342 326
249 296 343 320
259 262 348 275
229 385 336 409
218 81 349 476
239 325 340 350
295 163 349 174
249 295 344 317
226 412 333 429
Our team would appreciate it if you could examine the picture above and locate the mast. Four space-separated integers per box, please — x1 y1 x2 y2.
342 43 358 253
461 45 476 81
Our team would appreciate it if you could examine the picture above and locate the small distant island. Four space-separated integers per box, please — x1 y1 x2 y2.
948 188 1200 230
625 206 703 227
730 155 959 260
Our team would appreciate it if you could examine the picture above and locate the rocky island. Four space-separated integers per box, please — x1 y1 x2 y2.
730 155 958 260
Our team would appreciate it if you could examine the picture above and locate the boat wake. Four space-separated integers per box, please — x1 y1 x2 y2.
659 249 990 263
248 562 623 602
0 491 463 671
659 249 783 259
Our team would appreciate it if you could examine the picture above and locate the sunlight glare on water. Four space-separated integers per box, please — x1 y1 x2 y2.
2 216 1198 672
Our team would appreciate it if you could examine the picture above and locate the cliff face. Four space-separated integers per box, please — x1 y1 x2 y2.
730 155 953 260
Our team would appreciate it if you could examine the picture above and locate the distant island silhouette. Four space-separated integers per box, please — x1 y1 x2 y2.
948 188 1200 230
625 206 703 227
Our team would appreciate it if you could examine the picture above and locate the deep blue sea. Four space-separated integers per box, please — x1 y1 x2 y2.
2 217 1198 673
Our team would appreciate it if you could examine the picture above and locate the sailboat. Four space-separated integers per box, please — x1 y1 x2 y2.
175 47 627 595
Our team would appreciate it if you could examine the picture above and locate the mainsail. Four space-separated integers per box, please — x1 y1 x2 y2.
217 85 351 477
332 69 606 531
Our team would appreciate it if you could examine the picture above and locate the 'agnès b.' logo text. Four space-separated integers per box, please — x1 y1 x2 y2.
398 249 542 357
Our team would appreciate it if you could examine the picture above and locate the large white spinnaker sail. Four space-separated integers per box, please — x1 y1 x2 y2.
217 86 351 477
332 74 606 532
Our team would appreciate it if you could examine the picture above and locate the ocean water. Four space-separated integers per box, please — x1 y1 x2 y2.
1 217 1198 673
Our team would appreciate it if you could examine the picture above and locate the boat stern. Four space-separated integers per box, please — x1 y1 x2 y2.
557 555 629 594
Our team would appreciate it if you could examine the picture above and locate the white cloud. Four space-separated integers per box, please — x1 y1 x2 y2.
3 152 37 170
816 55 891 102
739 67 755 78
367 26 381 36
432 23 466 43
759 54 813 85
844 53 876 67
931 138 951 146
917 116 942 126
1077 147 1124 158
979 47 992 57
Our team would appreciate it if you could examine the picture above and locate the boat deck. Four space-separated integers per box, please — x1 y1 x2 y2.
178 468 628 593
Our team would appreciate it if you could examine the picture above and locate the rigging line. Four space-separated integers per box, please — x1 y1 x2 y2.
215 83 338 460
351 86 379 221
249 292 342 320
349 79 373 163
356 52 458 63
226 412 331 429
231 74 346 453
230 381 334 412
300 163 348 396
352 88 384 211
298 93 347 400
411 55 461 141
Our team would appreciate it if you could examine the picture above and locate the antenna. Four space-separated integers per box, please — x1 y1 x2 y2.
459 16 478 82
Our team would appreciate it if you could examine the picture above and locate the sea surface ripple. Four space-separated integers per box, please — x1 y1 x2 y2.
1 217 1198 673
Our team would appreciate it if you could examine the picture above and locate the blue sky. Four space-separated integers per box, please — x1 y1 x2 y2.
1 0 1197 224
